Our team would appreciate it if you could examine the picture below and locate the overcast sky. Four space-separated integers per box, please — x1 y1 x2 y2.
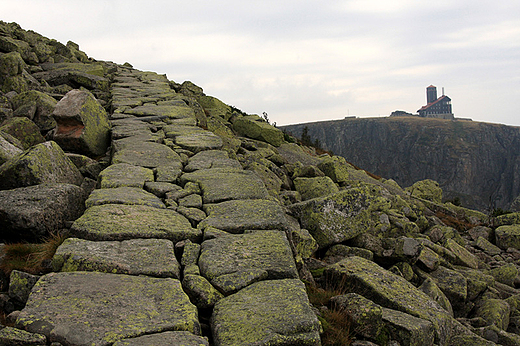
2 1 519 126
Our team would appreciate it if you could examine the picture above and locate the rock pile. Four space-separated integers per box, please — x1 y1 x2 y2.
2 21 520 346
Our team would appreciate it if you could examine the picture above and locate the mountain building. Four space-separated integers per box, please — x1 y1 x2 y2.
417 85 454 119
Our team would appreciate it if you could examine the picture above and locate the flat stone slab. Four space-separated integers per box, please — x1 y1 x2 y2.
112 141 182 169
325 256 453 345
124 104 195 119
16 272 199 346
200 199 288 233
0 183 85 242
382 307 435 346
52 238 180 278
175 132 223 153
199 231 298 293
85 187 166 209
71 204 201 242
211 279 321 346
184 150 242 172
110 119 153 140
182 168 269 203
0 326 46 345
98 163 154 188
113 331 209 346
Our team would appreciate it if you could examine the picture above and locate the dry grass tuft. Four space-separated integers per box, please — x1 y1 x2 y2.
0 232 68 276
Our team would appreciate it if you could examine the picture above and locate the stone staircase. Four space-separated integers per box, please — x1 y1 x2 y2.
9 65 321 345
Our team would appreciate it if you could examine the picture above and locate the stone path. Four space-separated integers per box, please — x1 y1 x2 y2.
15 66 321 345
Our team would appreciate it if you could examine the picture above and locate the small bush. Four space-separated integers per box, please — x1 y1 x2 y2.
491 208 512 218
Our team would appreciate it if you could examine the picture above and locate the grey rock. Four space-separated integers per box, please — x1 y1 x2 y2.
0 183 85 242
85 187 165 209
112 141 182 169
113 331 208 346
211 279 321 346
8 270 40 305
0 326 46 346
182 274 223 309
98 163 154 188
184 149 241 172
52 238 180 278
382 307 435 346
15 272 200 345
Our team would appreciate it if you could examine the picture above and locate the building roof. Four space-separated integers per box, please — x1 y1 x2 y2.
417 95 451 112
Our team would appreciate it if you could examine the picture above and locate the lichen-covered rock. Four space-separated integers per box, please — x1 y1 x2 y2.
488 263 518 287
245 161 283 195
199 231 298 293
0 183 85 242
0 141 83 190
317 156 350 184
112 141 182 169
181 168 269 203
331 293 385 341
11 90 57 131
290 186 392 249
495 224 520 250
233 115 284 147
182 274 223 309
8 270 40 306
52 238 180 278
293 176 339 200
382 307 435 346
0 326 46 346
456 267 494 301
0 132 23 165
476 236 502 256
405 179 443 203
85 186 165 209
444 238 479 269
419 278 454 316
184 149 242 172
98 163 154 188
325 256 453 345
475 298 511 330
15 272 200 345
324 244 374 264
291 228 319 259
427 266 468 316
200 199 288 233
70 204 201 242
0 117 45 150
52 89 111 157
113 331 209 346
211 279 321 346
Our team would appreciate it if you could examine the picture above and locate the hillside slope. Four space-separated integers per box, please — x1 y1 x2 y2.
282 116 520 211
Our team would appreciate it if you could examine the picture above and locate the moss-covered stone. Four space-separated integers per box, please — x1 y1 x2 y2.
200 199 288 233
182 274 224 309
11 90 57 131
317 156 350 184
0 132 23 165
291 228 319 259
444 238 479 269
233 115 284 147
71 204 201 242
419 278 454 316
246 161 283 196
184 149 242 172
8 270 40 306
15 272 200 345
290 185 392 249
382 307 435 346
52 89 111 157
0 326 46 346
85 186 165 209
98 163 154 188
416 247 441 272
331 293 385 340
211 279 321 346
294 176 339 200
456 267 494 301
199 230 298 292
182 168 269 203
113 331 209 346
0 117 45 150
406 179 443 203
488 263 518 287
427 266 468 315
495 224 520 250
324 244 374 264
476 298 511 330
52 237 180 278
0 141 83 190
495 212 520 226
112 141 183 169
325 256 453 344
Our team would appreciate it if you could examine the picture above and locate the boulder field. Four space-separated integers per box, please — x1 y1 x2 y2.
1 21 520 346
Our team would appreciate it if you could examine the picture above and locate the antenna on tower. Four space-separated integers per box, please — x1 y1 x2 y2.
442 87 445 96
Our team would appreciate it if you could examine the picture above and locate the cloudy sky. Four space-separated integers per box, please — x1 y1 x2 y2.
2 1 519 126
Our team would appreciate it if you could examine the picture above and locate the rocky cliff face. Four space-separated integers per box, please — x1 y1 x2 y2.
282 117 520 212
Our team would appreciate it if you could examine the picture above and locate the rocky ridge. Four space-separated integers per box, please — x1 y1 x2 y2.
281 117 520 212
2 21 520 345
